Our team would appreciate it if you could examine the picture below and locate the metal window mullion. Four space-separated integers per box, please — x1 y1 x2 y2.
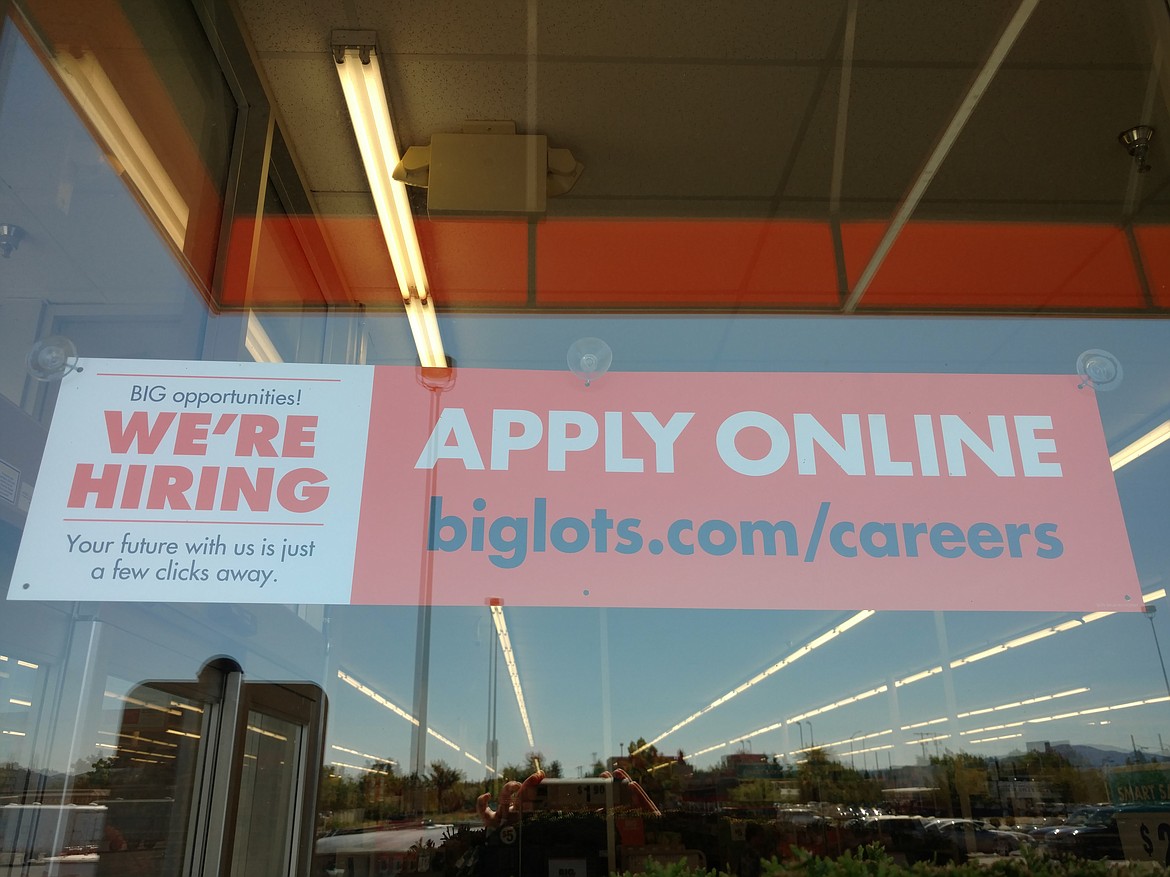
188 668 244 877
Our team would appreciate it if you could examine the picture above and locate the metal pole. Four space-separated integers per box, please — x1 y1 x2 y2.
409 371 454 810
1145 606 1170 701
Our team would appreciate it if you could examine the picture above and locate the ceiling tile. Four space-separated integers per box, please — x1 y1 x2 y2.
354 0 529 56
238 0 357 53
537 61 824 201
537 0 844 61
262 55 368 193
926 68 1162 214
852 0 1018 64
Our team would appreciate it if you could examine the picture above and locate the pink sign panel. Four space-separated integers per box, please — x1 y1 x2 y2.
10 360 1141 612
353 367 1139 612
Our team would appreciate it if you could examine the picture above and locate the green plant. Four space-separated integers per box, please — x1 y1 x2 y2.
609 844 1170 877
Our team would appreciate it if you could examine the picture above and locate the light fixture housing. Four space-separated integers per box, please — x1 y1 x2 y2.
333 30 447 368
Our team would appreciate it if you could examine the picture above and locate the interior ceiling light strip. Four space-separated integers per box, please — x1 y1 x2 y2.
699 587 1161 764
788 682 887 723
949 588 1164 670
905 734 951 746
956 686 1089 719
104 690 182 716
332 744 396 765
969 733 1023 744
823 729 894 750
901 717 950 731
335 40 445 368
1111 421 1170 471
98 730 178 749
337 668 490 772
770 687 1092 757
53 51 190 249
246 724 288 741
245 312 283 364
635 610 875 755
904 686 1091 732
963 694 1170 735
332 760 392 775
490 602 535 749
843 0 1038 312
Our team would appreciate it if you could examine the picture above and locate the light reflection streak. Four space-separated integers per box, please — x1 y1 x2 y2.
490 602 535 749
332 760 392 775
332 744 396 765
682 589 1165 766
635 610 875 754
969 733 1023 744
337 668 494 773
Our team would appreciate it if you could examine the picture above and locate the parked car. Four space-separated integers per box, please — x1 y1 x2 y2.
929 820 1031 856
853 816 958 864
775 807 825 827
1041 807 1122 860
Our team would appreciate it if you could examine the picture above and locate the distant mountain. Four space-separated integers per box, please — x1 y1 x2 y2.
1049 742 1139 768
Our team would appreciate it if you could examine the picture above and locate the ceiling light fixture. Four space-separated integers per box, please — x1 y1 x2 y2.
1119 125 1155 173
333 31 446 368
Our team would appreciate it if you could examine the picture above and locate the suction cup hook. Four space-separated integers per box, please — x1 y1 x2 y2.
1076 348 1122 392
567 337 613 387
27 335 81 382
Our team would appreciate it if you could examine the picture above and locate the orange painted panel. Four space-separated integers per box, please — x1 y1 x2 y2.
222 216 530 309
1134 226 1170 308
416 218 529 307
535 219 840 308
841 222 1145 311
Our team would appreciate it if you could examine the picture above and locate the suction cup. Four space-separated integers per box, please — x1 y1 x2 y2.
1076 348 1122 391
567 337 613 387
27 335 80 382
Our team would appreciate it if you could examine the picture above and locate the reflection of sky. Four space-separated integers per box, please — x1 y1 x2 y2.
2 21 1170 783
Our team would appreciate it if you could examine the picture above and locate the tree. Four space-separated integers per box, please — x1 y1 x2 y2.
428 760 465 811
797 748 881 805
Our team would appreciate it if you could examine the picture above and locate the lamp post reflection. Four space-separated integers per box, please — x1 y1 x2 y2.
409 366 455 811
1145 605 1170 701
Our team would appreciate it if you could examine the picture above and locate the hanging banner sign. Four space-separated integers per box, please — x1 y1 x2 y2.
9 359 1141 611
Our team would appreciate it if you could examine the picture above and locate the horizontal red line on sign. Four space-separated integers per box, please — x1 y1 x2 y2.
95 373 342 382
61 518 324 526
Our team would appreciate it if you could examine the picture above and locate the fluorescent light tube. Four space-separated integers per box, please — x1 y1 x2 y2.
334 45 428 301
1111 420 1170 471
404 294 447 368
490 602 535 748
245 311 282 363
335 40 448 368
54 51 189 249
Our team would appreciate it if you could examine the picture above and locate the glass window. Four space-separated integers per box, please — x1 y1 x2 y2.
3 1 1170 874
